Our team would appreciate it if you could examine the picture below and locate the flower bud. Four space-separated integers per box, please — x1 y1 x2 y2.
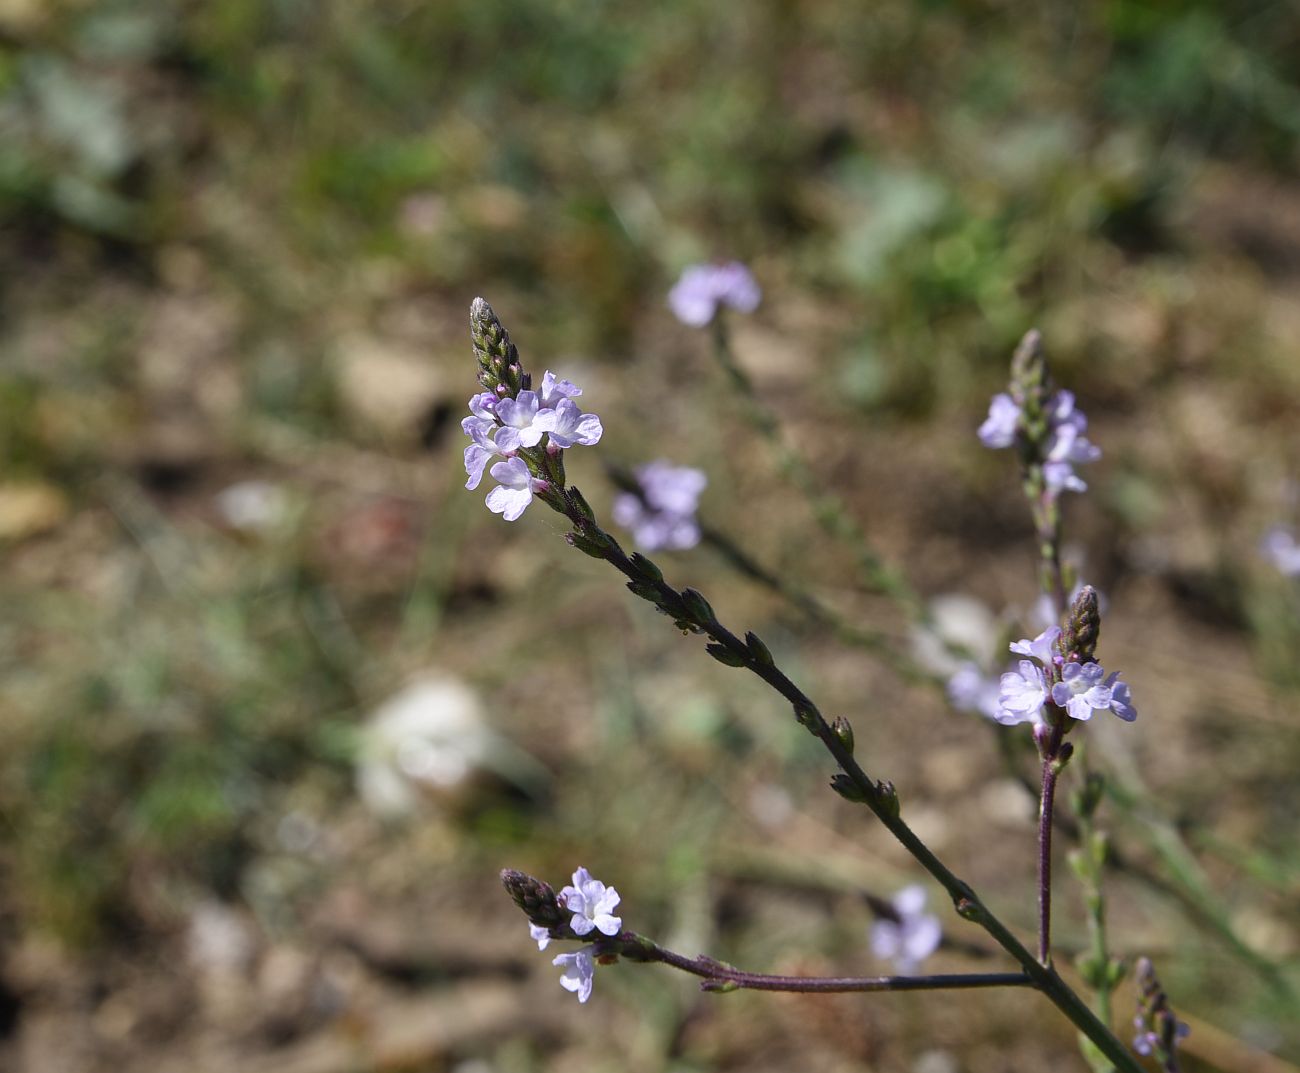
831 716 854 755
501 869 567 928
1059 585 1101 662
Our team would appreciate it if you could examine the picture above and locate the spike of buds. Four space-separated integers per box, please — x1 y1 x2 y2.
501 869 567 928
1059 585 1101 662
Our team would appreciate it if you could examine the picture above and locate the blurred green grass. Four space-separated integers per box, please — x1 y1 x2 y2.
2 1 1300 1070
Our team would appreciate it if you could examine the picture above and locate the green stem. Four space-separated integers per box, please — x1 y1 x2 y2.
708 316 922 617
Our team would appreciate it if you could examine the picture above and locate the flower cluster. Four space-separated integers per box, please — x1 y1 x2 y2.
997 624 1136 727
668 261 761 327
612 460 708 551
1132 957 1189 1070
979 388 1101 495
522 867 622 1004
463 370 602 521
869 885 942 974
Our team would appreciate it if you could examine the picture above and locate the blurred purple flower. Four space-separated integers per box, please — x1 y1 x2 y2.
1261 526 1300 576
979 388 1100 496
554 946 597 1003
978 393 1020 448
612 461 707 551
668 262 761 327
560 867 622 937
529 923 552 950
946 662 1003 721
870 885 942 973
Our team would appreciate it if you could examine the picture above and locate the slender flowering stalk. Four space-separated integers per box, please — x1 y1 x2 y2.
1068 766 1127 1073
697 288 923 617
1132 958 1190 1072
979 331 1099 621
503 869 1028 998
474 300 1146 1073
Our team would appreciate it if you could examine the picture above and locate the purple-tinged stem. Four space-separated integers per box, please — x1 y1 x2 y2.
1035 716 1068 966
1038 754 1060 965
627 936 1032 994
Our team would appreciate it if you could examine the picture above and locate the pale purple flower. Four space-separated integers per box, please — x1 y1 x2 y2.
870 885 942 974
946 663 1004 722
1044 419 1101 494
1051 661 1113 721
553 946 597 1003
534 397 603 449
468 391 498 421
1105 671 1138 722
668 262 761 327
494 390 546 452
484 457 539 521
997 660 1049 726
463 416 508 491
1261 526 1300 576
612 461 707 551
560 867 622 937
529 923 552 951
979 388 1100 496
538 370 582 408
1010 625 1061 666
978 393 1020 448
1133 1016 1189 1058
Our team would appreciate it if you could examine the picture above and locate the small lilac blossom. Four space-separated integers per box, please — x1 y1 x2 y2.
612 460 707 551
1050 661 1113 721
484 457 539 521
468 391 498 421
978 393 1020 448
553 946 597 1003
1261 526 1300 576
494 390 546 452
463 417 509 491
534 398 603 449
1133 1018 1189 1059
560 867 622 937
1010 625 1061 667
997 660 1049 726
870 885 942 974
538 369 582 408
1043 419 1101 494
946 663 1003 722
668 262 761 327
529 923 552 951
978 387 1100 496
1104 671 1137 722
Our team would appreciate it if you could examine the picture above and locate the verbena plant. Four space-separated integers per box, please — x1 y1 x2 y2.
464 276 1191 1073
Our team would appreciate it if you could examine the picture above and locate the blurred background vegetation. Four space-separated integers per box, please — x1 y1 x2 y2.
2 1 1299 1070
